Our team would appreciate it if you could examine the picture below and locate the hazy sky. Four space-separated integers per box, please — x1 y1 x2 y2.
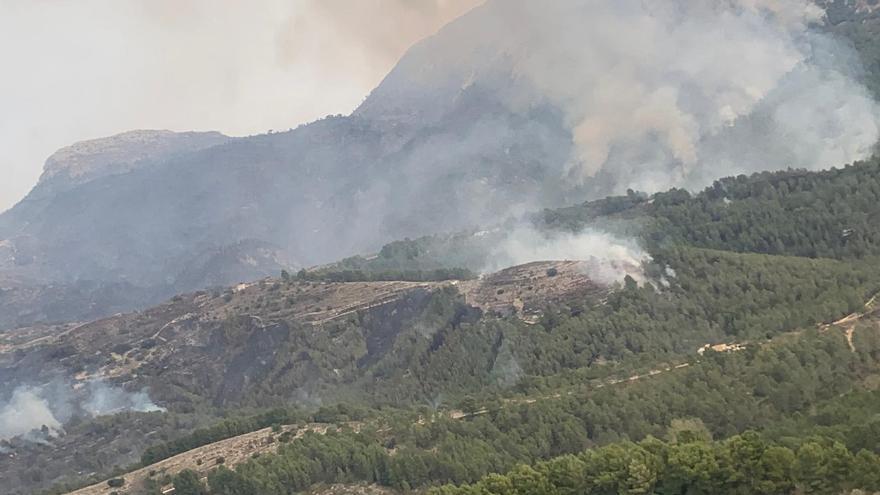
0 0 481 212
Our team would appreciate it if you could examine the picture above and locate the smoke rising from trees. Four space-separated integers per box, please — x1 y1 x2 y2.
0 387 61 442
383 0 879 195
485 226 649 284
0 381 163 443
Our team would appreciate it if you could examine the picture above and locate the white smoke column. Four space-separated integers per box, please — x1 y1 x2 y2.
82 381 165 416
0 380 165 446
486 226 649 285
0 387 61 441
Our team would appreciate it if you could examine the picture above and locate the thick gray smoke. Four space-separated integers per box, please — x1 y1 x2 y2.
398 0 880 282
419 0 880 194
0 380 163 443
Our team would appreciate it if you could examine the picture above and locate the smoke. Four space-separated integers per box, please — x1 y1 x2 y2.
0 387 61 442
0 380 163 444
0 0 484 213
490 339 523 388
406 0 880 194
485 226 649 285
277 0 482 73
82 381 165 416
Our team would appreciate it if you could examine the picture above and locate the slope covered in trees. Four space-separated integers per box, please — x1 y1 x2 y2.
16 161 880 494
431 432 880 495
149 326 880 495
155 159 880 494
344 159 880 279
539 159 880 260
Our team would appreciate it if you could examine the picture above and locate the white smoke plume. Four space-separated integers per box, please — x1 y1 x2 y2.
0 380 163 444
0 387 61 442
485 226 649 285
82 380 165 416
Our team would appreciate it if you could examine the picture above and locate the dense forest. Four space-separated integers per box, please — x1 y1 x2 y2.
431 432 880 495
153 328 880 494
541 160 880 260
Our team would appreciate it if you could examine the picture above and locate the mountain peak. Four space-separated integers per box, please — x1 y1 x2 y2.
39 129 230 186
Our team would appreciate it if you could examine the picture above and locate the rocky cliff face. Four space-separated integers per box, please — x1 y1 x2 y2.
38 130 230 189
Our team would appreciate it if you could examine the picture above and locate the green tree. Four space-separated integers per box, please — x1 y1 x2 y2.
172 470 207 495
208 466 258 495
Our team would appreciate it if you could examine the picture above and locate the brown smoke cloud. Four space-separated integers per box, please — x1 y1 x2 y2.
275 0 483 86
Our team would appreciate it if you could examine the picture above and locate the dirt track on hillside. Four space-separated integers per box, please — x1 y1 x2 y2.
68 423 361 495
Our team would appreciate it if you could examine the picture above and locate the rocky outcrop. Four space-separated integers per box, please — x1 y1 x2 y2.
39 129 230 189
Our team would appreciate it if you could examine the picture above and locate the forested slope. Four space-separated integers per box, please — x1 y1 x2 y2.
141 323 880 495
169 160 880 494
540 159 880 259
24 158 880 495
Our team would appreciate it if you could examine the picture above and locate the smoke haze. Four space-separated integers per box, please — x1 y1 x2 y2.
82 381 165 416
0 0 482 212
2 0 880 318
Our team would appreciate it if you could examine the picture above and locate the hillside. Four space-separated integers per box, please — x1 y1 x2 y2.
0 260 614 494
55 306 880 495
67 297 880 495
0 260 611 412
334 158 880 276
2 158 880 493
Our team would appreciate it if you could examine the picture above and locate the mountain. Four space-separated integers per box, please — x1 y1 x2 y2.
0 130 294 330
2 0 880 331
33 130 231 194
